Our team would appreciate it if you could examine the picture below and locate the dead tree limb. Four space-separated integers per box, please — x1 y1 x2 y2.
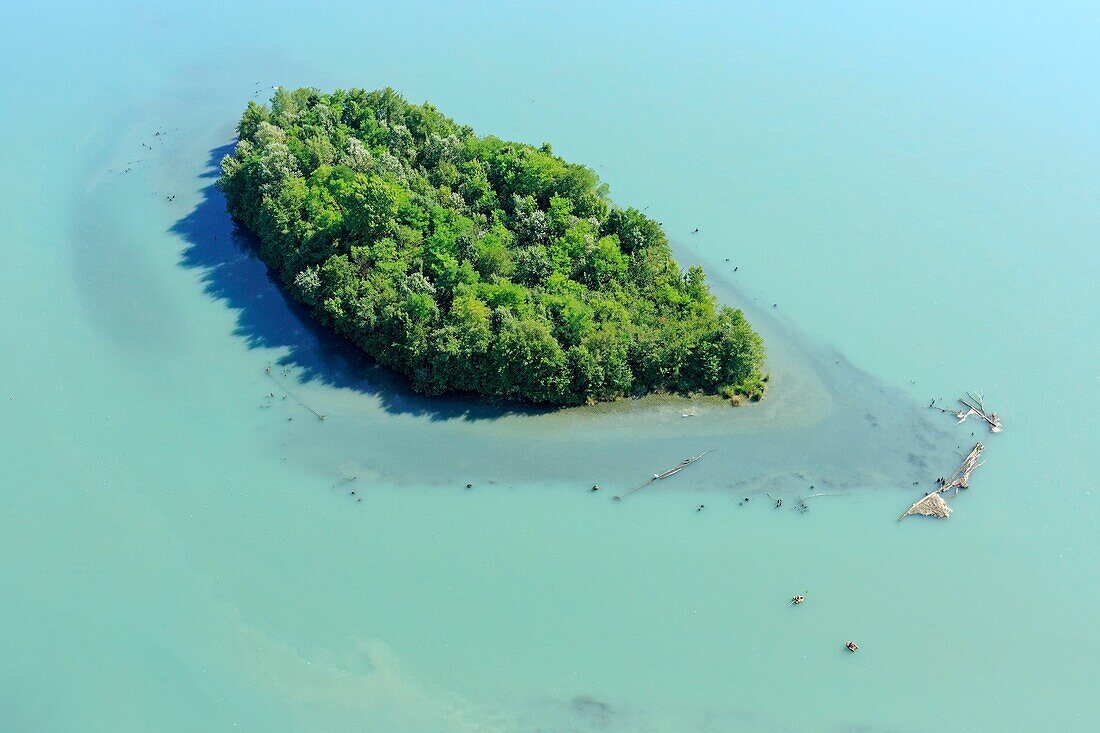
265 366 326 421
931 393 1003 433
960 391 1003 432
940 442 984 495
613 451 711 500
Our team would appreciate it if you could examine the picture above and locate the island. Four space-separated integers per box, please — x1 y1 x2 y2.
218 87 765 405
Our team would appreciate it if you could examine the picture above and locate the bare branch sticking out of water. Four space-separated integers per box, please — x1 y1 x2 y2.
265 366 326 421
899 441 984 521
939 442 984 495
960 391 1003 432
929 392 1002 433
613 451 711 500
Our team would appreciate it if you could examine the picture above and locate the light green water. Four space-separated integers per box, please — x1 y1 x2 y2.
2 2 1097 731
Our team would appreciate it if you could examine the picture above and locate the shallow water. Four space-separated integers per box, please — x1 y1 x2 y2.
2 2 1098 731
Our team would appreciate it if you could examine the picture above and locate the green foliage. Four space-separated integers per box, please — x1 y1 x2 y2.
218 87 766 405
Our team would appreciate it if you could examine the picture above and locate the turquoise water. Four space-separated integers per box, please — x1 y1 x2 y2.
2 2 1098 730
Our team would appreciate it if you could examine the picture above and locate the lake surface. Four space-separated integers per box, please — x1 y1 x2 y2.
2 2 1097 730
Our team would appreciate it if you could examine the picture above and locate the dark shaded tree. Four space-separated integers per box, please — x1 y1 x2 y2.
218 87 765 405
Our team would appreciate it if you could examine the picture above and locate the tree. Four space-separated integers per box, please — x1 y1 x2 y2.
217 87 766 405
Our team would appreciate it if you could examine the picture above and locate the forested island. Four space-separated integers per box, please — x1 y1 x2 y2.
218 87 765 405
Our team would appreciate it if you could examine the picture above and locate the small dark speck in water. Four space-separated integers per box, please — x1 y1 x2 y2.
697 504 705 512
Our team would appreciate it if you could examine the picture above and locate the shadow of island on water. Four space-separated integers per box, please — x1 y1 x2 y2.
172 143 544 423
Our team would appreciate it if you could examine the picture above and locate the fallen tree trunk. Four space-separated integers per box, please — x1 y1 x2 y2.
941 442 984 494
614 450 711 500
899 441 985 521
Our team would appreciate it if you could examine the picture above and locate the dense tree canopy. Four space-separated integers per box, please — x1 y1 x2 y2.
218 87 765 405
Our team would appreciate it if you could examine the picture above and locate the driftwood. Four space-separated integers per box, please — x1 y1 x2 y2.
898 441 984 521
959 392 1003 432
791 491 848 514
939 442 984 495
614 451 710 500
898 491 952 521
929 392 1002 433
